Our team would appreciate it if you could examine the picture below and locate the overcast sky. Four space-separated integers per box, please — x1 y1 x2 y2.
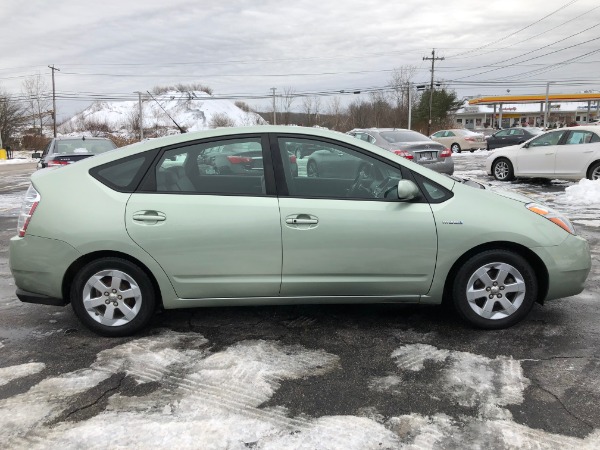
1 0 599 120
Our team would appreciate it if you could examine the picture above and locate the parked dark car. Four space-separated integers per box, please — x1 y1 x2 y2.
34 136 117 168
486 127 544 150
348 128 454 175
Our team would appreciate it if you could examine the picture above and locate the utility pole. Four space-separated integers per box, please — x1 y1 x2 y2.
544 81 553 130
134 91 144 140
423 49 444 135
407 82 412 130
270 87 277 125
48 65 60 137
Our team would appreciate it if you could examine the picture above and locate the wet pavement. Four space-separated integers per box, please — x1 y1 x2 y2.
0 156 599 449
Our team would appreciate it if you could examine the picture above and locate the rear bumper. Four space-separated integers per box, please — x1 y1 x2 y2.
9 234 80 301
16 288 68 306
418 158 455 175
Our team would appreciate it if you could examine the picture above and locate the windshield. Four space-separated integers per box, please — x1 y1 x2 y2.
55 139 116 155
379 130 429 143
526 127 544 135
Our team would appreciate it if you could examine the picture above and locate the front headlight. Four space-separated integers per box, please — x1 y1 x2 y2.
526 203 575 235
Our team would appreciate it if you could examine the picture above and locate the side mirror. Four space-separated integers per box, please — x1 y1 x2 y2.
522 142 530 148
397 180 420 201
32 152 42 159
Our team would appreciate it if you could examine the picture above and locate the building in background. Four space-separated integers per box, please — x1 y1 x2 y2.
454 93 600 130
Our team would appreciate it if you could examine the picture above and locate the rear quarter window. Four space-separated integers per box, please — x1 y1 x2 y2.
90 151 155 192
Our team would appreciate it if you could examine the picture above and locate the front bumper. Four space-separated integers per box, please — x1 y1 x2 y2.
532 233 592 301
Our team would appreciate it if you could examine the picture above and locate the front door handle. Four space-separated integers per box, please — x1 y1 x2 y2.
133 211 166 223
285 214 319 229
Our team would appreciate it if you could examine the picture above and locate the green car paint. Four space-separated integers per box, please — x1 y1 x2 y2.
9 126 591 336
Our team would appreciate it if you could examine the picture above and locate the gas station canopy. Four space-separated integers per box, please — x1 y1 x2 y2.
468 93 600 105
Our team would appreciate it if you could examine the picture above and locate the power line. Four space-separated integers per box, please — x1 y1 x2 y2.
448 3 600 61
449 33 600 81
445 0 580 59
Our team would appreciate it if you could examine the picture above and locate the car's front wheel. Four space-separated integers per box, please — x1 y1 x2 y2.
451 143 461 153
587 161 600 180
70 257 156 336
492 158 514 181
306 160 319 177
452 250 537 329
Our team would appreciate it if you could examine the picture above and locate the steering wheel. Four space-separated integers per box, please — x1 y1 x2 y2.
347 164 374 198
372 177 397 199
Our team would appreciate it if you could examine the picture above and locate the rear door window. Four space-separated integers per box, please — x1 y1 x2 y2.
151 137 270 196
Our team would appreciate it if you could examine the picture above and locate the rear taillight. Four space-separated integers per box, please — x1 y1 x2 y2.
393 150 413 160
289 155 297 164
226 156 253 164
17 185 40 237
440 148 452 157
47 160 70 167
465 137 476 142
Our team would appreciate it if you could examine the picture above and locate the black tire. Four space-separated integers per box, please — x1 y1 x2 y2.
451 143 461 153
70 257 156 337
492 158 514 181
470 149 475 153
306 160 319 178
452 250 537 329
587 161 600 180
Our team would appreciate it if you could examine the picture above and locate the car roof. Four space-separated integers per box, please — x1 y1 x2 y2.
53 136 113 141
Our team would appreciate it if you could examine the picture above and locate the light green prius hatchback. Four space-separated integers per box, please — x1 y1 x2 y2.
9 126 591 336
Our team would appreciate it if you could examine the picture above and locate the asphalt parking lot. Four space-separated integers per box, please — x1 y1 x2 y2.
0 155 599 449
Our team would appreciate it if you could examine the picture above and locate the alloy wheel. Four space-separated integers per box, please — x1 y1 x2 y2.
82 269 143 327
494 161 510 180
465 262 526 320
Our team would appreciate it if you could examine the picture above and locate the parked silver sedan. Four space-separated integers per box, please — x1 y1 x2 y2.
348 128 454 175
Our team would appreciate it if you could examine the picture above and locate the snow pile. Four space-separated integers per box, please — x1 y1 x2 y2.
60 90 266 134
559 179 600 205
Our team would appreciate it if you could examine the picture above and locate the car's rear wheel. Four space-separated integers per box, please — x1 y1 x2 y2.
451 143 461 153
587 161 600 180
70 257 156 336
452 250 537 329
492 158 514 181
307 160 319 177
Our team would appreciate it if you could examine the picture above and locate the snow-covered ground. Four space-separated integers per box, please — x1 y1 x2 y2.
1 331 599 448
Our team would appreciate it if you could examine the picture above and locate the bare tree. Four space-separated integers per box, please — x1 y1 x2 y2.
301 97 314 126
209 113 235 128
326 96 346 130
22 74 51 136
312 96 322 126
279 86 296 124
0 88 25 148
390 65 417 127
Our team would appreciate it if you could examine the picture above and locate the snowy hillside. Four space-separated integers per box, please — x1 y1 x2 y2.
60 90 265 135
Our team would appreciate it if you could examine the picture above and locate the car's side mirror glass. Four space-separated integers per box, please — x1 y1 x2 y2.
397 179 419 201
32 152 42 159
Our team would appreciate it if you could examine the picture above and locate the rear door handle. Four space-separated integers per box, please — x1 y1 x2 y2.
286 218 318 225
133 211 166 222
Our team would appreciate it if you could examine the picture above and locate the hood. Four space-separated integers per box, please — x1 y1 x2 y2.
489 186 535 204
